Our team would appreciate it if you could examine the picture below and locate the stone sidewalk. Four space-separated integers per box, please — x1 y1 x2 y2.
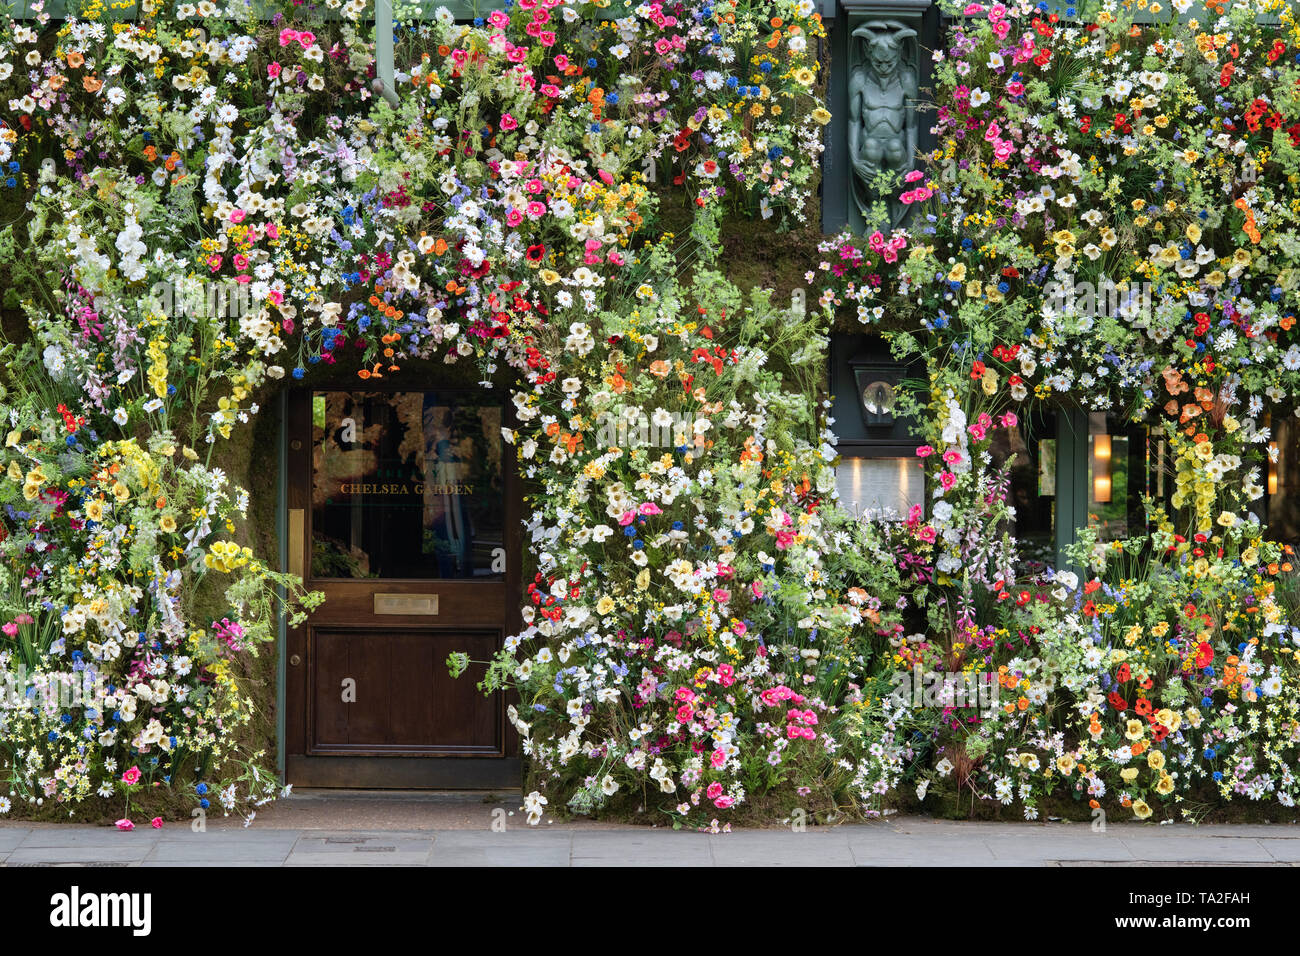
0 791 1297 865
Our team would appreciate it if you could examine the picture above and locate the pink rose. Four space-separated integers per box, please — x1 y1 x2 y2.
150 817 163 829
114 818 134 831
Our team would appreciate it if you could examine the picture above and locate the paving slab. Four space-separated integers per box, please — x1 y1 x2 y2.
708 831 856 866
1116 837 1274 863
571 830 713 867
285 832 434 866
145 831 301 863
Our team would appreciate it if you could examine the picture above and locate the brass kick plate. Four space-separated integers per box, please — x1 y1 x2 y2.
373 593 439 616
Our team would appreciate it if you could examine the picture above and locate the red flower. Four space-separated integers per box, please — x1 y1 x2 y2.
1151 724 1169 743
1108 691 1128 711
1135 697 1153 717
525 244 546 263
1116 663 1131 683
1195 641 1214 669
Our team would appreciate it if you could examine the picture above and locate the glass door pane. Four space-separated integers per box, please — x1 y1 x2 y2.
310 391 505 579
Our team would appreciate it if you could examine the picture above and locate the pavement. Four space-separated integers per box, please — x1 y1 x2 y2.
1 791 1298 866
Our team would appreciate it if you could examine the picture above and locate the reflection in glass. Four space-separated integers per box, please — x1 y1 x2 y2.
835 457 923 518
310 391 504 579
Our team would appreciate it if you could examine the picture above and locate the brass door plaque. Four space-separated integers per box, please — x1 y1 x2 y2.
373 593 440 616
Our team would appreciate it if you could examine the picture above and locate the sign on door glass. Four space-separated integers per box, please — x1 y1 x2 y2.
310 391 505 579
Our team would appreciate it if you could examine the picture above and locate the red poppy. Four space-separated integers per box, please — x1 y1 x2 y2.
1151 724 1169 743
525 244 546 263
1139 677 1154 690
1108 692 1128 711
1195 641 1214 669
1135 697 1153 716
1116 663 1131 683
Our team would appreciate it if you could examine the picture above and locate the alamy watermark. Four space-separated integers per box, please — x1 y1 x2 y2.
149 279 251 320
592 410 700 452
1043 275 1155 323
0 664 109 714
889 664 1001 717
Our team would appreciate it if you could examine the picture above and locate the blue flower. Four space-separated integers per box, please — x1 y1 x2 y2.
292 367 305 380
1204 748 1216 759
47 731 59 741
199 798 210 809
196 782 208 795
587 57 598 68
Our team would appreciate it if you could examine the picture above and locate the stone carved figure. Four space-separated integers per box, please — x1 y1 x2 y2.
848 20 919 228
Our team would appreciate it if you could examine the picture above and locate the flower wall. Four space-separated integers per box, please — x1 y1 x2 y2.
0 0 1295 827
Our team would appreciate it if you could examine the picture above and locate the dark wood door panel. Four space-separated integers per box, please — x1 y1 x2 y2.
307 628 502 755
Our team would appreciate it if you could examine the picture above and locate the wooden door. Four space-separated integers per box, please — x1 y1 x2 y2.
284 387 520 788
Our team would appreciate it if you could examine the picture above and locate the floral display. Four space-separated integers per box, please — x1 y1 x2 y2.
0 0 1296 828
814 0 1300 821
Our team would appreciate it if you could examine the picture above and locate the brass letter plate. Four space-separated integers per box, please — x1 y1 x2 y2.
373 593 440 616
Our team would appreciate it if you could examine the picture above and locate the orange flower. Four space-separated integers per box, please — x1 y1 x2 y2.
83 75 102 93
66 51 84 69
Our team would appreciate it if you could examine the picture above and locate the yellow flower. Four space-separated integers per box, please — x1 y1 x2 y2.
1132 800 1153 820
1148 750 1165 771
1121 767 1139 783
1155 708 1181 732
635 568 650 591
596 596 616 616
112 481 131 502
4 429 20 448
159 513 178 534
85 499 104 522
1156 773 1175 795
810 107 832 126
1125 719 1145 741
1056 754 1076 775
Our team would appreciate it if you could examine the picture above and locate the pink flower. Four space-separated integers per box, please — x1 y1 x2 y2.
618 510 636 526
905 169 926 183
942 449 963 465
232 254 249 271
1 622 15 637
278 28 299 47
706 782 724 799
553 54 569 70
677 704 694 722
150 817 163 829
968 424 987 440
121 766 141 786
114 818 134 831
940 471 957 491
710 749 727 768
713 796 735 809
717 664 735 687
712 588 731 604
918 525 937 543
751 580 764 599
266 223 279 240
267 62 282 79
675 687 695 703
1001 412 1018 428
638 502 662 516
499 113 518 131
297 31 316 49
916 445 935 458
